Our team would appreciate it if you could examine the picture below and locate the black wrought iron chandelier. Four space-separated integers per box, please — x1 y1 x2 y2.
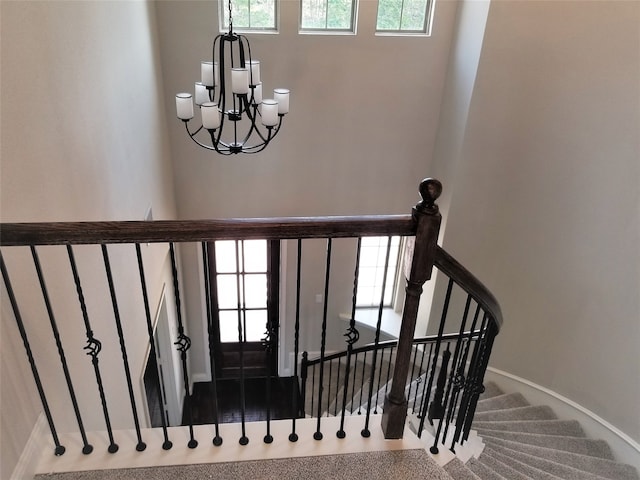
175 1 289 155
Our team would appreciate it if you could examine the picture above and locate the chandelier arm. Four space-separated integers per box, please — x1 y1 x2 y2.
238 130 274 154
213 34 228 148
251 114 284 145
185 121 237 155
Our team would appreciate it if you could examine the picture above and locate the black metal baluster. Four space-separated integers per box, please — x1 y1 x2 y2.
451 313 488 451
0 251 66 456
135 244 172 450
409 345 421 406
349 352 360 413
334 357 342 416
67 245 118 453
101 245 146 452
327 359 333 417
416 343 434 427
338 237 361 438
30 246 91 454
314 238 332 440
263 326 274 443
361 237 393 438
201 242 222 446
461 317 496 444
234 240 248 445
289 240 303 442
373 348 385 414
432 294 472 452
358 351 367 414
310 363 316 415
417 278 454 436
384 346 394 400
412 345 428 413
168 243 198 449
300 351 309 420
428 346 451 453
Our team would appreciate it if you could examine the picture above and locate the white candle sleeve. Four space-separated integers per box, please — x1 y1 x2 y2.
253 83 263 105
261 99 279 126
201 102 221 129
195 82 209 105
274 88 290 114
247 60 261 86
231 68 249 94
201 62 215 87
176 93 194 120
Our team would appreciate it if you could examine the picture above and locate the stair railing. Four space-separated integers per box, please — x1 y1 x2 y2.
0 177 501 458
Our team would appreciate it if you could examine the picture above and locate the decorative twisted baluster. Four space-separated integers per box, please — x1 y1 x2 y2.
289 240 303 442
168 242 198 449
0 250 66 456
362 236 393 437
417 277 453 436
30 246 91 454
442 303 481 447
201 242 223 447
337 243 360 439
314 238 332 441
67 245 119 454
451 314 489 451
101 244 146 452
262 317 276 444
135 243 172 450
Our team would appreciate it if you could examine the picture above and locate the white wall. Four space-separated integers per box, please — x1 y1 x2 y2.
0 1 177 477
153 0 460 376
439 0 640 445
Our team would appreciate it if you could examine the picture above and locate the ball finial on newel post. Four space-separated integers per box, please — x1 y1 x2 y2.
416 178 443 215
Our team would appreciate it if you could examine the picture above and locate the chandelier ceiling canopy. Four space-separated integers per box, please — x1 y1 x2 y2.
175 1 289 155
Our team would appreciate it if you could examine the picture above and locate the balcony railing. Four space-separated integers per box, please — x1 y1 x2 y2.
0 178 502 460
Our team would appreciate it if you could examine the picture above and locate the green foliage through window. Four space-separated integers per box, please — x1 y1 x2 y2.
300 0 357 32
376 0 431 33
220 0 277 31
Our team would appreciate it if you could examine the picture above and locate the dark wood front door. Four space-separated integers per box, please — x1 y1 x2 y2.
207 239 279 378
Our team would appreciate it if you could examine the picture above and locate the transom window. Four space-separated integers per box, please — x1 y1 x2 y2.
220 0 278 32
300 0 358 33
356 236 402 307
376 0 434 35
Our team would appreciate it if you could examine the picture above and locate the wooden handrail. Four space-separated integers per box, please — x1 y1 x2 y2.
434 246 503 332
0 215 415 246
0 216 501 332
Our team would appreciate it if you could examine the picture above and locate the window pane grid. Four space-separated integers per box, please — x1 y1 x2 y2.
376 0 431 34
220 0 277 32
300 0 356 32
356 236 401 307
214 240 269 343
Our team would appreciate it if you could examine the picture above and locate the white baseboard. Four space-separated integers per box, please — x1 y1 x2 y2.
485 367 640 468
11 413 47 480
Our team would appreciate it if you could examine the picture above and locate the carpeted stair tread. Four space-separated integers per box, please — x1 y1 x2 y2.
482 446 577 480
473 405 556 422
444 458 482 480
476 450 531 480
472 419 586 437
467 458 507 479
478 430 614 459
475 392 529 413
482 437 639 480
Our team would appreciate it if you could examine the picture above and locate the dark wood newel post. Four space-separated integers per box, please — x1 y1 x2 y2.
381 178 442 439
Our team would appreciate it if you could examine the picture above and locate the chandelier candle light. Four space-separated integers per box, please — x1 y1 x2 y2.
175 1 289 155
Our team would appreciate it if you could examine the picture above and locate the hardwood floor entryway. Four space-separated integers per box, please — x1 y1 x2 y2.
185 376 303 425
